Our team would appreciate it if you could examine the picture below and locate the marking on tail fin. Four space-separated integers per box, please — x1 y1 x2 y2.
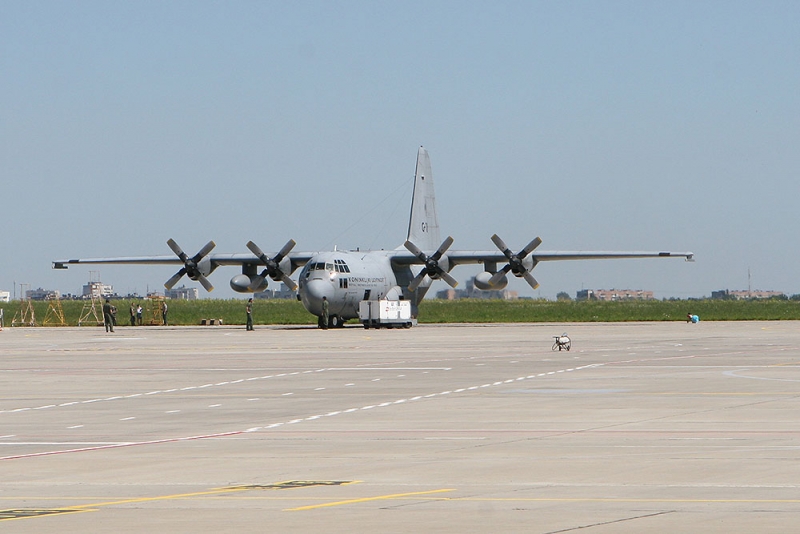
406 146 441 251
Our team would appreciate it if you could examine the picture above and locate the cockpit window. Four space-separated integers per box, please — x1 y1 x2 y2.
334 259 351 273
305 260 349 274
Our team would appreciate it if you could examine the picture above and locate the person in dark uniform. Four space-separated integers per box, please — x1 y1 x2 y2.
129 303 136 326
321 296 329 329
161 301 168 326
246 298 254 331
103 299 115 333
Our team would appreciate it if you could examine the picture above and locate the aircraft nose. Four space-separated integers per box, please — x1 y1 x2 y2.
305 278 334 312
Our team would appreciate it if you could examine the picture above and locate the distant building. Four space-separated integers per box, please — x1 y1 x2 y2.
165 285 198 300
0 291 9 303
253 283 296 300
26 287 61 301
436 277 518 300
83 281 114 299
576 289 654 301
711 289 785 300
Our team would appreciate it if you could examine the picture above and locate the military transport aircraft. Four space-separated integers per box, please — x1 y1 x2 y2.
54 147 693 327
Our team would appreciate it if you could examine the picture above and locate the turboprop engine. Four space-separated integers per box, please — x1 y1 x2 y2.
230 274 269 293
473 271 508 290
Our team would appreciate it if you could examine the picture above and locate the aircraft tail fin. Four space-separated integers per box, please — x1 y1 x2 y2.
406 146 441 251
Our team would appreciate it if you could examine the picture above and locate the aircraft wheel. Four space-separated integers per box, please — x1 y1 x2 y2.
330 315 340 328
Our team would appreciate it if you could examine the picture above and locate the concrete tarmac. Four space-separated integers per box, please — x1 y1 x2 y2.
1 321 799 532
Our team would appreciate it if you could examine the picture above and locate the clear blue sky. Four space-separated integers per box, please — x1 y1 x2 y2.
2 1 798 299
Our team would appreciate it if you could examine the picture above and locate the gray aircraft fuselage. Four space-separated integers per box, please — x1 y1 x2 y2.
297 250 406 321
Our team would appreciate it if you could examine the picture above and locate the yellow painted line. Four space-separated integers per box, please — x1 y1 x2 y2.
2 480 357 521
69 486 251 511
0 488 246 522
285 488 455 511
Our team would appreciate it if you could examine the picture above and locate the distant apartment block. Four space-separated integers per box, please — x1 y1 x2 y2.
26 287 62 301
711 289 785 300
165 285 199 300
83 281 114 299
576 289 654 301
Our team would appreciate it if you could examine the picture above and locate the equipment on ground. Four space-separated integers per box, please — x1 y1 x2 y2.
359 300 414 329
552 333 571 351
43 295 67 326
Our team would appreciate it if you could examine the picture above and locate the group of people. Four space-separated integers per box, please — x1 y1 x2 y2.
103 299 168 333
105 296 338 333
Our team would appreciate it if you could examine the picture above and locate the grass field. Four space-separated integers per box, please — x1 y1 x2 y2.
2 298 800 328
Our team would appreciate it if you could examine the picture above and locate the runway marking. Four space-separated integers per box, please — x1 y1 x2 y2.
0 367 343 415
724 369 800 382
0 367 452 414
285 488 455 511
2 360 622 459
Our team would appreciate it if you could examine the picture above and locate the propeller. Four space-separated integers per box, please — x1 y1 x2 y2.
404 236 458 292
165 239 216 291
246 239 298 291
489 234 543 290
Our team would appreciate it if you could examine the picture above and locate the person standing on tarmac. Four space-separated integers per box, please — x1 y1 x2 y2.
246 298 254 331
321 296 329 329
103 299 115 333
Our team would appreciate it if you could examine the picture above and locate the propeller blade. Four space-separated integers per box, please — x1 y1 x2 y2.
523 271 539 290
192 240 216 262
403 240 426 262
165 268 186 290
246 241 267 261
248 240 296 286
489 264 512 287
251 274 267 291
197 274 215 292
440 271 459 288
274 239 296 262
431 235 454 261
407 271 427 292
520 237 543 258
167 239 188 262
280 273 298 291
491 234 513 259
166 239 216 292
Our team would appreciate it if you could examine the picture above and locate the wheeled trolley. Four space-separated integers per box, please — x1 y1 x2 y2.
552 333 571 351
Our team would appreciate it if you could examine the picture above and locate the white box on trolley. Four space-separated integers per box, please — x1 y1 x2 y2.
358 300 414 328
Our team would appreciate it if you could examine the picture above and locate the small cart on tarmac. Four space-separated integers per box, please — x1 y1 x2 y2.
359 300 415 329
552 333 571 351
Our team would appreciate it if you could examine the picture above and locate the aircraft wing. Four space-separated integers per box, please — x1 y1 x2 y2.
388 249 694 266
52 253 316 269
388 242 693 292
447 250 695 265
53 243 316 293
